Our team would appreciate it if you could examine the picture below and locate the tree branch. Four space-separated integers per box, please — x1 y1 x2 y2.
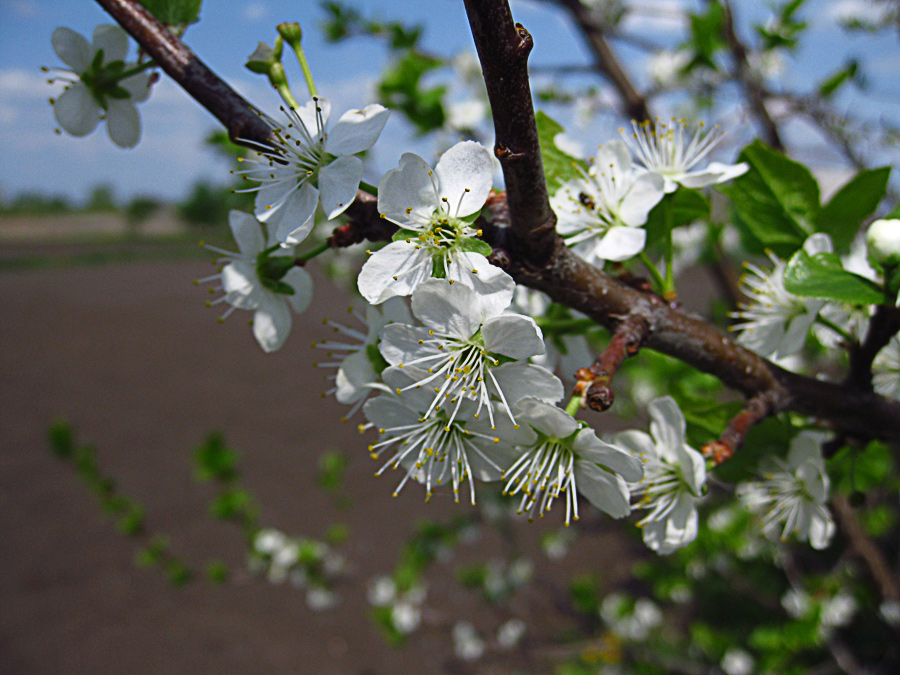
94 0 273 148
463 0 558 266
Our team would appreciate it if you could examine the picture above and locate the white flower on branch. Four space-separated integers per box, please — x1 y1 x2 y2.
236 97 389 247
499 398 644 526
622 118 748 193
731 234 832 359
199 211 312 352
873 336 900 401
49 25 153 148
737 431 835 550
362 367 531 504
313 297 412 420
551 139 665 264
610 397 706 554
357 141 514 304
378 279 563 429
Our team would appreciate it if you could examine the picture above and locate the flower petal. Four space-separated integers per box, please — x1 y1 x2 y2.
272 182 319 247
379 323 432 366
377 153 437 227
648 396 686 460
513 397 578 438
252 294 292 352
491 364 564 407
335 349 376 405
619 173 665 227
575 461 631 518
54 84 100 137
410 279 482 338
594 225 646 262
357 242 432 304
105 99 141 148
221 261 261 310
319 155 363 220
433 141 493 218
228 210 264 256
447 252 516 310
325 103 390 155
575 431 644 483
121 69 152 103
283 266 314 314
92 24 129 63
482 315 545 359
52 27 91 73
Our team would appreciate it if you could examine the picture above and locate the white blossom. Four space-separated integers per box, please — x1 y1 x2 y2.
551 139 665 264
313 297 412 419
236 97 389 247
873 336 900 401
614 396 706 554
499 398 643 525
362 367 532 503
622 118 747 193
378 279 563 428
452 621 486 661
737 431 835 549
199 211 313 352
731 234 832 359
357 141 514 304
49 25 152 148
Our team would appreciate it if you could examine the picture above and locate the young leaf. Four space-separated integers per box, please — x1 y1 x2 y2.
535 111 586 193
814 167 890 252
783 249 883 304
719 140 819 256
138 0 202 28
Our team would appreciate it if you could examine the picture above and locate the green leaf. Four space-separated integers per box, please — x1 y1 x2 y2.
458 236 492 257
194 432 238 483
818 59 859 97
392 228 421 242
644 188 710 250
814 167 890 252
783 250 883 304
719 140 819 256
47 418 75 458
535 111 586 193
138 0 202 27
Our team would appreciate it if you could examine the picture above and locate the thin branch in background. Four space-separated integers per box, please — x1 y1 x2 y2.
832 493 900 613
94 0 273 148
701 391 779 464
550 0 653 122
719 0 784 151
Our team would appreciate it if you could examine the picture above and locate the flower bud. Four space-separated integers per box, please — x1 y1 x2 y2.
277 22 303 49
866 219 900 268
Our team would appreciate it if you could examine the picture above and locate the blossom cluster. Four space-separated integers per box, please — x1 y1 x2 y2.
47 21 882 558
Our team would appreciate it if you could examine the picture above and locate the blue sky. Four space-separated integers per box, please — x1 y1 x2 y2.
1 0 898 203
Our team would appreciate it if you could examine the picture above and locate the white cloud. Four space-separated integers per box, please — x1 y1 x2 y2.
9 0 40 17
826 0 891 24
242 2 269 22
622 0 688 34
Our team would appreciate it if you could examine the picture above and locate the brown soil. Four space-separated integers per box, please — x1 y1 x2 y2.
0 239 637 675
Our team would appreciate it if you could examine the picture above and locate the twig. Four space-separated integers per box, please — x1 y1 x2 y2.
701 391 779 464
574 314 650 411
832 493 900 611
94 0 273 148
